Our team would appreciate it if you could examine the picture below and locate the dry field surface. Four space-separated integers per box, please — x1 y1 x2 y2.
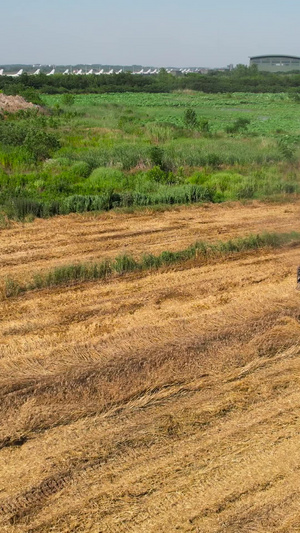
1 200 300 532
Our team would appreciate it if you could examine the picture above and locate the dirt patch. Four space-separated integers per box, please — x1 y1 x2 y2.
0 94 41 113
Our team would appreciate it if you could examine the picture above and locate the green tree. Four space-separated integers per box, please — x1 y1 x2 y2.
61 93 75 106
184 108 198 129
149 146 164 168
24 130 60 161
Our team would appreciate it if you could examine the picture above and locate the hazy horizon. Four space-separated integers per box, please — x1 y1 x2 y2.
2 0 300 68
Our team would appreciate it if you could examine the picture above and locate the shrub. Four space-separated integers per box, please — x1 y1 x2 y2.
184 108 198 129
207 153 222 168
146 166 167 183
277 136 296 161
47 172 73 194
21 89 44 106
61 94 75 106
69 161 91 179
9 197 46 219
0 122 27 145
198 118 210 133
187 171 210 185
149 146 164 167
61 195 93 213
87 167 124 191
226 117 251 134
24 129 61 161
62 191 121 213
113 144 147 170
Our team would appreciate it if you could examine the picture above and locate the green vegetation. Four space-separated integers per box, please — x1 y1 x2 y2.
5 231 300 297
1 92 300 220
5 66 300 95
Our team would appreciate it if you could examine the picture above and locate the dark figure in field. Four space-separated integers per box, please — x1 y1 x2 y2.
297 267 300 289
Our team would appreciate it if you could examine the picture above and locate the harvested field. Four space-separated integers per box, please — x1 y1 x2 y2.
1 201 300 532
0 200 299 283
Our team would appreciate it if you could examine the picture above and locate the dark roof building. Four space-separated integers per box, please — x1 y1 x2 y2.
249 55 300 72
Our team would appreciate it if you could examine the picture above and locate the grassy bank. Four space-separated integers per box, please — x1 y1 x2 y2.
1 92 300 220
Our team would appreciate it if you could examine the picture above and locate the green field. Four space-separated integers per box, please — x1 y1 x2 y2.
43 92 300 135
1 92 300 220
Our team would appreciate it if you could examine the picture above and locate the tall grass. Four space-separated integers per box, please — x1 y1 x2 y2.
4 231 300 297
2 167 299 220
2 185 215 219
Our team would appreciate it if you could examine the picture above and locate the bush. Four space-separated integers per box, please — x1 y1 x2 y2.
146 166 167 183
226 117 251 134
0 122 27 146
62 191 121 213
85 167 124 192
184 108 198 129
207 153 222 168
61 94 75 106
198 118 210 133
24 129 61 161
9 197 46 219
69 161 91 179
149 146 164 168
21 89 44 106
277 136 296 161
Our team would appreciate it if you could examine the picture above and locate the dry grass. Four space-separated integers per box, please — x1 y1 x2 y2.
0 200 299 284
1 200 300 532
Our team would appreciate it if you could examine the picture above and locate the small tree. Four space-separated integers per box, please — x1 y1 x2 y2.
24 130 60 161
61 94 75 106
149 146 164 168
184 108 198 129
198 118 210 133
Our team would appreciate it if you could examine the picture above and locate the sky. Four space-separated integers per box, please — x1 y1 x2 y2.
1 0 300 68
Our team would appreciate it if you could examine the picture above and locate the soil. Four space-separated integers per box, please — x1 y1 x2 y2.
0 94 41 113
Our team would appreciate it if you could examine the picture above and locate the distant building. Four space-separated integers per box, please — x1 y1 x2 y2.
249 55 300 72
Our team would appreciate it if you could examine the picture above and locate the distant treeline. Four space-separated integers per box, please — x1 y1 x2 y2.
1 66 300 96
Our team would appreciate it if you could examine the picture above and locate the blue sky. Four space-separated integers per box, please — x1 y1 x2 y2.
2 0 300 67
